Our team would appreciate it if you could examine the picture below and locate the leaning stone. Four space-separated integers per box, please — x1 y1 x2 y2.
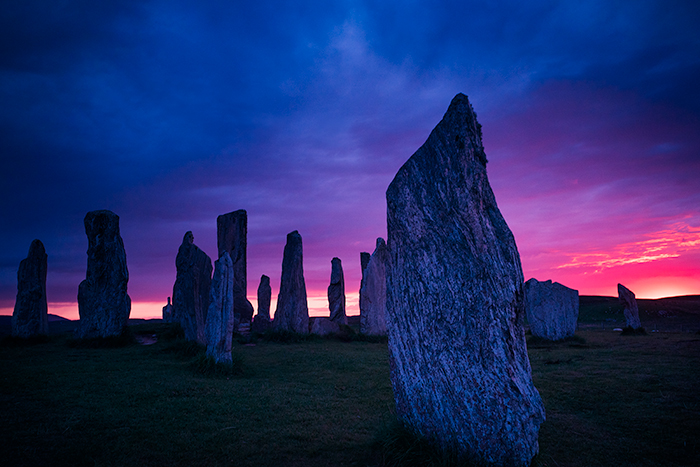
12 239 49 338
172 231 212 344
217 210 254 323
524 278 579 341
328 257 347 325
162 297 174 323
386 93 545 466
272 230 309 333
205 252 235 363
311 317 340 336
252 274 272 334
360 238 388 336
75 211 131 339
618 283 643 330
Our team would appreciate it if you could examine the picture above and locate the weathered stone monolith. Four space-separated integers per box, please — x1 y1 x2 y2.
272 230 309 333
359 238 388 336
252 274 272 334
311 317 340 336
11 239 48 338
524 278 579 341
386 93 545 465
75 210 131 339
205 252 235 363
162 297 173 322
360 251 371 287
217 210 254 324
328 257 347 325
172 231 212 344
618 283 642 330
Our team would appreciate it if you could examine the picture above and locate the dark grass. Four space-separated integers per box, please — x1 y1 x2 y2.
1 324 699 466
620 326 648 336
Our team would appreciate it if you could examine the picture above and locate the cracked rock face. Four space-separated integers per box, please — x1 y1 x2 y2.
386 93 545 466
75 210 131 339
272 230 309 333
173 231 212 344
328 257 347 325
524 278 579 341
205 252 235 364
359 238 388 336
217 210 254 323
618 283 642 329
12 239 48 338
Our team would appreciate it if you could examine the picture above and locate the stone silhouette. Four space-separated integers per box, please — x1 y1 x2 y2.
272 230 309 333
328 257 347 324
162 297 173 322
252 274 272 334
524 278 579 341
310 317 340 336
359 238 388 336
205 252 235 363
217 210 254 323
618 283 643 330
172 231 213 344
385 93 545 465
360 251 371 290
11 239 48 338
75 210 131 339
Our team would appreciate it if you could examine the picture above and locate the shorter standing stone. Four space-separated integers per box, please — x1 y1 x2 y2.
618 283 642 330
360 238 389 336
252 274 272 334
272 230 309 334
328 257 347 325
524 278 579 341
75 210 131 339
360 252 371 288
162 297 173 322
205 252 235 363
12 239 49 338
311 317 340 336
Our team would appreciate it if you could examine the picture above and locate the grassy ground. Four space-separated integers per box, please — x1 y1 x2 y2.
1 324 699 466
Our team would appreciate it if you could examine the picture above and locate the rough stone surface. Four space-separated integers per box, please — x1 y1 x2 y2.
311 317 340 336
385 93 545 466
618 283 642 329
217 210 255 323
205 252 235 363
252 274 272 334
75 210 131 339
162 297 173 322
360 251 371 288
272 230 309 333
524 278 579 341
172 231 213 344
328 257 347 324
12 239 48 338
359 238 388 336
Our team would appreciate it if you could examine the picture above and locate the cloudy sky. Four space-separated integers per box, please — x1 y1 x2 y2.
2 1 699 319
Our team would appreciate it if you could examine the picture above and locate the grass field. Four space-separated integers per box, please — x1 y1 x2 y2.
1 322 699 466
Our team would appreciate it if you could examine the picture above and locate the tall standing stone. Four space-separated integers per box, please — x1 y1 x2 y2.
11 239 48 338
524 278 579 341
75 210 131 339
328 257 347 325
618 283 642 330
252 274 272 334
386 93 545 465
360 238 388 336
360 251 371 289
205 252 235 363
272 230 309 333
172 231 212 344
217 210 254 323
162 297 173 322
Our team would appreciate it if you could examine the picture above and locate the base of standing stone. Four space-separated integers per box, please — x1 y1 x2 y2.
620 326 647 336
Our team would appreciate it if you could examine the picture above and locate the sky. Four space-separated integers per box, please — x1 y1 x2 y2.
1 1 699 320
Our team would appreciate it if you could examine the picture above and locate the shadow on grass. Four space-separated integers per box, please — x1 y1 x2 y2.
620 326 647 336
258 327 388 344
66 328 135 348
190 352 247 377
527 334 587 349
0 334 52 347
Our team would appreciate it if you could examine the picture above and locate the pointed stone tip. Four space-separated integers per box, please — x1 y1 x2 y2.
183 231 194 244
376 237 386 248
29 239 46 256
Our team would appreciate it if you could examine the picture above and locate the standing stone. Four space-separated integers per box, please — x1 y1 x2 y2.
386 93 545 466
272 230 309 333
252 274 272 334
172 231 213 344
328 257 347 325
359 238 388 336
11 239 48 338
205 252 235 363
162 297 173 322
311 317 340 336
75 210 131 339
524 278 579 341
217 210 254 324
618 283 642 330
360 251 371 290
